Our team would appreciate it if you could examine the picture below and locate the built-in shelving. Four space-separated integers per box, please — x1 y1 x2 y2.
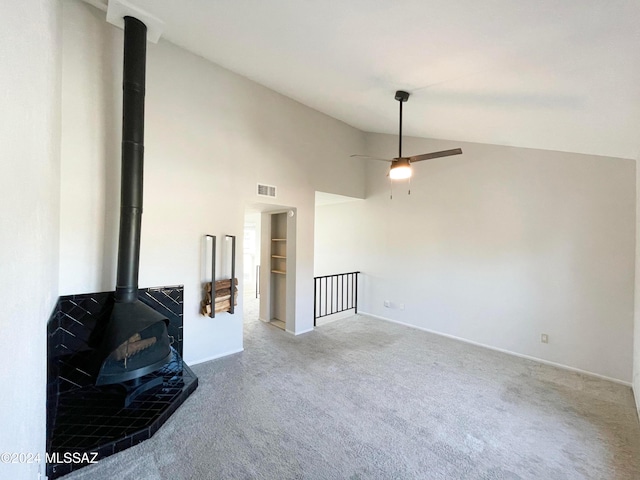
269 212 288 326
271 236 286 275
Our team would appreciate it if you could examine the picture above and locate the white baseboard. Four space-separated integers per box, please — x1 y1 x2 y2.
315 310 355 325
291 327 314 336
188 347 244 366
359 311 631 387
633 381 640 421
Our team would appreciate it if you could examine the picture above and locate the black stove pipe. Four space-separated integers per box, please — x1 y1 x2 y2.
95 15 171 388
115 16 147 303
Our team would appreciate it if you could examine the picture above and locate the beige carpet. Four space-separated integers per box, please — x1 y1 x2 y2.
63 299 640 479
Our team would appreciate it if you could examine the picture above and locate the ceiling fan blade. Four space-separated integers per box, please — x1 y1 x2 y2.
350 154 392 162
408 148 463 163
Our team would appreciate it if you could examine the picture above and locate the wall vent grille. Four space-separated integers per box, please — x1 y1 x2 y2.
257 183 277 198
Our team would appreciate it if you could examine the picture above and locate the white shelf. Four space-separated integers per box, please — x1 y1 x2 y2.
271 270 286 275
270 319 286 330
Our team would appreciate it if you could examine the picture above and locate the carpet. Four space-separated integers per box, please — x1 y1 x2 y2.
61 298 640 479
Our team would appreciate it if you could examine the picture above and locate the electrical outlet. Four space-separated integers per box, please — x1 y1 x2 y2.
541 334 549 344
399 303 405 310
384 300 391 308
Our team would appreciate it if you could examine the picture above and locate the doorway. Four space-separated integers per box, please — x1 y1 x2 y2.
243 205 297 333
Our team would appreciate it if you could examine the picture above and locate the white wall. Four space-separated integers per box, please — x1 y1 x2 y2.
316 133 636 383
59 1 365 364
314 200 364 277
0 1 61 479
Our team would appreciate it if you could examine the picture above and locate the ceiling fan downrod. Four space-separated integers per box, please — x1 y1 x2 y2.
395 90 410 158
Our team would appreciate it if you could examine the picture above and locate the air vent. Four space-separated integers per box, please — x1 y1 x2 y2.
257 183 277 198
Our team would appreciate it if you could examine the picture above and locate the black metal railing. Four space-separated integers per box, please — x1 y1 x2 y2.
313 271 360 326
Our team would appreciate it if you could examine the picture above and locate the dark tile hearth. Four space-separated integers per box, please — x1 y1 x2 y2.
47 286 198 479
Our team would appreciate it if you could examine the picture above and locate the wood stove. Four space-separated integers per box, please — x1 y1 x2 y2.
46 14 198 479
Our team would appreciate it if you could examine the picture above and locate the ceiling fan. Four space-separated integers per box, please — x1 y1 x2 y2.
351 90 463 185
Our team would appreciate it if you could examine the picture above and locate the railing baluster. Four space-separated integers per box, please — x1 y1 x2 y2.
330 275 333 314
334 276 337 313
319 277 322 317
351 273 354 309
324 277 327 317
355 272 358 314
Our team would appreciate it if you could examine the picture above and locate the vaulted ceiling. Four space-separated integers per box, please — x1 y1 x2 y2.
123 0 640 159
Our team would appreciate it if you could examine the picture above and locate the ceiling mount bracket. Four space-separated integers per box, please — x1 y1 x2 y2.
106 0 165 44
395 90 410 102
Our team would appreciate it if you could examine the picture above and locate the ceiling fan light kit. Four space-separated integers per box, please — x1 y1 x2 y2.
389 158 412 179
350 90 463 197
